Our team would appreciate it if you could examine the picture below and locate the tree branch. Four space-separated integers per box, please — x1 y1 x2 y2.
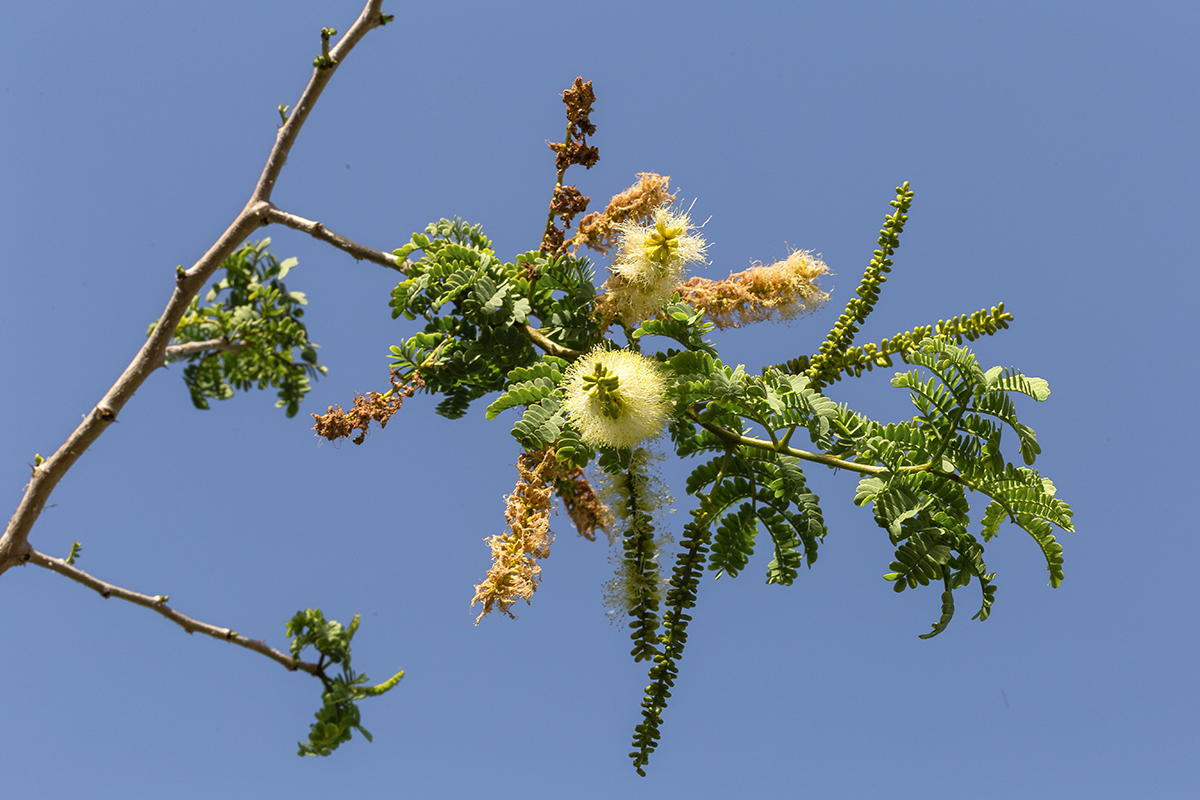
164 336 248 361
0 1 388 574
251 1 386 207
519 324 581 360
262 206 407 272
27 549 321 676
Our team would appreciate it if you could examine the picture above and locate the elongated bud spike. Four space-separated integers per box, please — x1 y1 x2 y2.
582 363 626 419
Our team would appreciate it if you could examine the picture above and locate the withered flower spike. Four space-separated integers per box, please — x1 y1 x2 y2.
471 448 562 623
542 77 601 256
676 250 831 330
312 369 423 444
557 467 612 542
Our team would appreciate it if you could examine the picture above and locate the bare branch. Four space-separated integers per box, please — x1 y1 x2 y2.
252 1 386 205
263 206 408 273
27 549 321 676
0 1 389 574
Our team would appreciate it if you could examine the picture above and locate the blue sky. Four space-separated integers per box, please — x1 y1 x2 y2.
2 1 1197 797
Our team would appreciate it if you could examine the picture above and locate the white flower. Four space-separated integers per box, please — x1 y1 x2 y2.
605 207 708 322
562 348 669 450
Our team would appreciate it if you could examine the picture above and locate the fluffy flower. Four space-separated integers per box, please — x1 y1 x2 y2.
603 207 709 322
572 173 677 256
562 348 669 450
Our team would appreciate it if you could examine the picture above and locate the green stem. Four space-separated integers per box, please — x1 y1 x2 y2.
687 409 901 476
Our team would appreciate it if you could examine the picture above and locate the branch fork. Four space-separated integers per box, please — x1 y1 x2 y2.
2 2 391 683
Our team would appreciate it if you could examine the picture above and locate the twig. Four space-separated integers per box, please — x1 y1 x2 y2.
251 2 386 207
262 206 408 272
0 1 388 574
27 549 321 676
519 324 580 360
164 336 248 361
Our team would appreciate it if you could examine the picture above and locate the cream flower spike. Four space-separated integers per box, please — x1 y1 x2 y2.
562 348 669 450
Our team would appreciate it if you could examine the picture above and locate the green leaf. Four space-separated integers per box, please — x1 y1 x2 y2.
159 241 325 416
511 396 565 450
918 577 955 639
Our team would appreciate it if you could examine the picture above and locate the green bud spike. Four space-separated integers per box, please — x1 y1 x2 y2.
581 362 626 419
643 218 685 266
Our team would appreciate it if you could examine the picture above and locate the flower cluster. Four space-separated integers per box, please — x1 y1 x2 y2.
602 206 709 323
562 348 669 450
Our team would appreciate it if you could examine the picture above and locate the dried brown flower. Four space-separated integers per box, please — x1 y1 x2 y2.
676 249 831 329
549 139 600 173
471 448 561 623
552 184 591 227
547 77 599 172
540 225 565 256
556 467 613 542
561 76 597 139
573 173 677 256
312 369 423 445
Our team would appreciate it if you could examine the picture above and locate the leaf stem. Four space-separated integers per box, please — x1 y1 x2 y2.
688 409 896 476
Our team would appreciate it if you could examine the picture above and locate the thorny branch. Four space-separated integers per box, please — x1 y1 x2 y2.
27 550 321 675
0 0 389 577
